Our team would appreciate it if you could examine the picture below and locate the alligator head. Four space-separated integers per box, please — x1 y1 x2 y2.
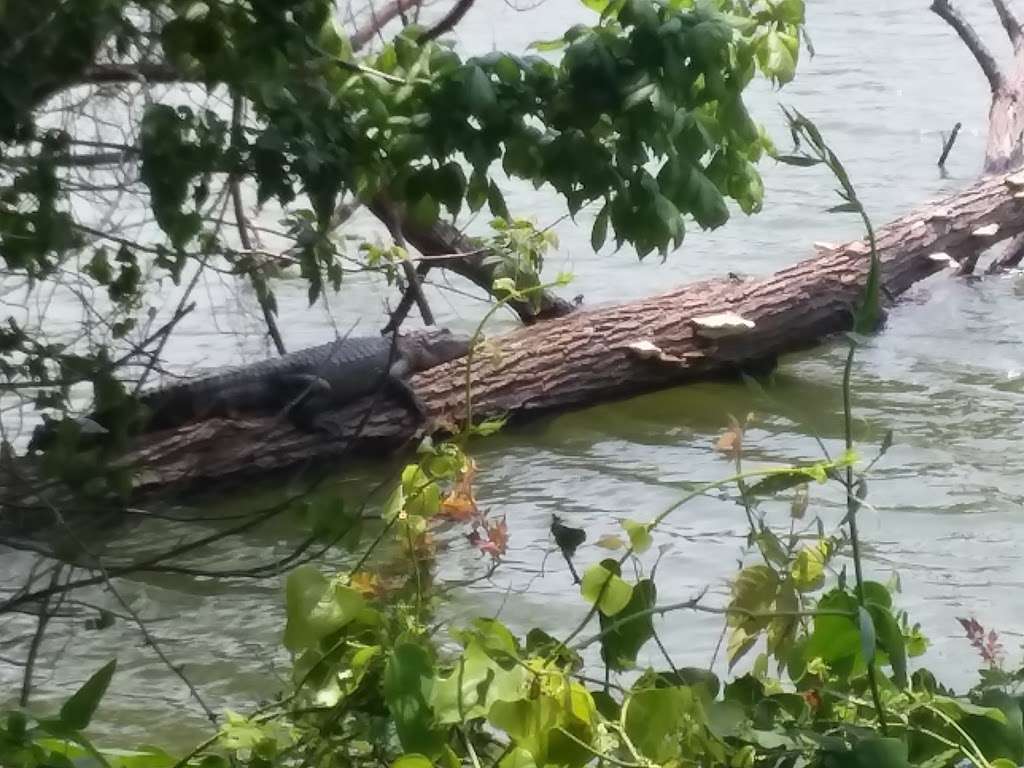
401 328 473 368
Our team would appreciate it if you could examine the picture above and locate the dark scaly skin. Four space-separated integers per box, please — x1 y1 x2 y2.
141 328 471 431
27 329 471 450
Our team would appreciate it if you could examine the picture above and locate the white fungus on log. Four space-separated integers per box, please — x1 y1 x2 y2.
928 252 957 267
1005 171 1024 189
691 312 756 339
622 340 688 365
972 223 1000 237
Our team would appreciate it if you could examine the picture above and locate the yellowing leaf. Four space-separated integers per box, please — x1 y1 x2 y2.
621 520 652 553
595 534 625 550
440 460 479 522
790 540 831 592
727 627 757 670
581 562 634 617
715 426 742 458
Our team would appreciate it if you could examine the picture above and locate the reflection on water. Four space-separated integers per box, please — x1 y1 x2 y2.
4 0 1024 750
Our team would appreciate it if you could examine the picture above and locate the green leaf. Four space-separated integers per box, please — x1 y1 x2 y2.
774 154 820 167
857 606 876 664
840 736 911 768
433 163 466 216
467 171 488 212
384 643 443 757
60 659 116 731
805 590 860 665
688 166 730 229
862 581 893 609
529 37 568 53
868 604 907 688
432 641 528 723
960 689 1024 764
393 755 433 768
827 202 860 214
466 617 520 662
728 565 779 627
757 30 798 84
487 181 510 220
465 65 497 114
488 698 559 764
591 203 609 252
598 579 655 670
748 466 820 496
410 194 440 227
283 565 365 652
580 561 634 617
624 687 695 763
854 243 882 335
494 55 521 83
621 519 651 553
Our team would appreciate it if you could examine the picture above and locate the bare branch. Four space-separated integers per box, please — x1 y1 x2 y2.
80 62 190 85
992 0 1023 44
19 565 64 706
1 150 134 169
420 0 476 43
230 96 286 355
931 0 1004 92
350 0 424 52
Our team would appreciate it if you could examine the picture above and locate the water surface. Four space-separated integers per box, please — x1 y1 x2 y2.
3 0 1023 749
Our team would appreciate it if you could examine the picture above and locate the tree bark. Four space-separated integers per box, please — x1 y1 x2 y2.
367 196 577 324
933 0 1024 272
120 167 1024 491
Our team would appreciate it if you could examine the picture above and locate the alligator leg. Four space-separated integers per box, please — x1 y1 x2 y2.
276 374 332 430
385 375 430 421
384 357 431 422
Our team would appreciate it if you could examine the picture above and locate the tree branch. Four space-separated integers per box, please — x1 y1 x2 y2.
931 0 1005 92
420 0 476 42
992 0 1023 44
350 0 424 51
377 199 435 329
230 97 286 355
383 262 432 334
79 62 190 85
367 194 576 324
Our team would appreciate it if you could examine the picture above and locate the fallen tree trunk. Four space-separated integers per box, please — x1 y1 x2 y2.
123 167 1024 490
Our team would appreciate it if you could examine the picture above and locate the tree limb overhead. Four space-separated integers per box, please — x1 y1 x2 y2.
992 0 1023 45
931 0 1004 92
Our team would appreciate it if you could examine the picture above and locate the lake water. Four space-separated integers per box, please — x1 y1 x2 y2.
4 0 1024 750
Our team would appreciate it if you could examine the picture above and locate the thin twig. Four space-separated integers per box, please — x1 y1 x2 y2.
19 565 65 705
230 96 286 355
938 121 962 167
420 0 477 42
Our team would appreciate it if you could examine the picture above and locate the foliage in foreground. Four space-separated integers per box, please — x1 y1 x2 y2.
4 206 1024 768
6 7 1022 768
5 425 1024 768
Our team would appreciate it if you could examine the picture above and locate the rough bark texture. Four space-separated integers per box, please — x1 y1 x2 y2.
121 167 1024 491
932 0 1024 271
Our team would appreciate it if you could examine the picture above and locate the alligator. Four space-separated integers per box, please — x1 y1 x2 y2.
28 328 471 450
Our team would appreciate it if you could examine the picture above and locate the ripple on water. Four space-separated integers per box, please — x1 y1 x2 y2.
5 0 1024 747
